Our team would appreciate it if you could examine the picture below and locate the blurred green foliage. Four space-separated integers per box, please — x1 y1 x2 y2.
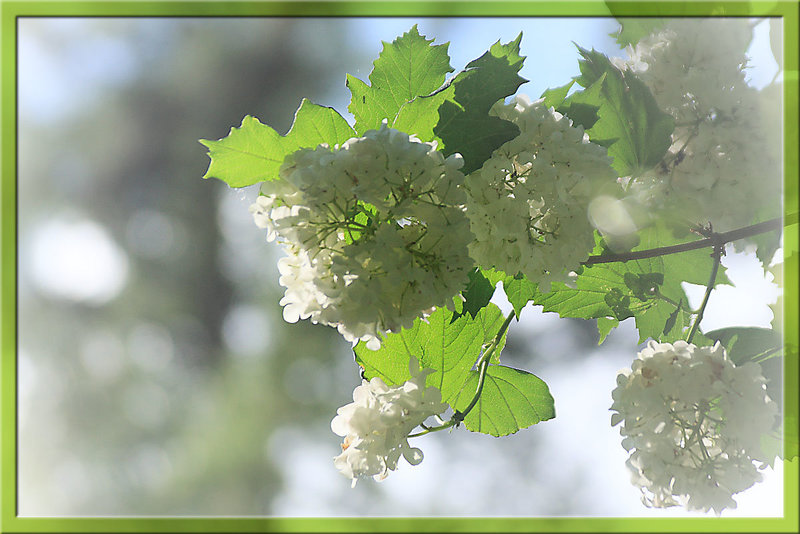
18 18 359 515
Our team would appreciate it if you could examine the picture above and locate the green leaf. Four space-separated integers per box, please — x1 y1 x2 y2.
480 268 508 288
393 82 455 144
502 273 537 319
610 18 666 48
704 327 783 365
200 99 355 188
433 34 527 174
347 25 454 135
532 225 729 344
354 304 509 401
703 327 783 412
770 250 795 333
540 79 575 109
750 222 783 269
623 272 664 302
475 269 540 321
452 268 496 321
761 421 798 467
604 287 634 320
632 223 728 341
449 365 555 436
597 317 619 344
436 107 519 174
760 427 781 468
662 301 681 337
556 78 602 132
568 47 674 177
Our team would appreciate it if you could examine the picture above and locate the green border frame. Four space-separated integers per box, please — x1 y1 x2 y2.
1 1 797 532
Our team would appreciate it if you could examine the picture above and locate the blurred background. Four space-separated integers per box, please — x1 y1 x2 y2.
14 17 784 516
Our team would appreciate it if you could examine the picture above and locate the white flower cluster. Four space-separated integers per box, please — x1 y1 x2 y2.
618 19 781 233
250 123 473 349
331 357 448 487
465 95 617 292
610 340 778 515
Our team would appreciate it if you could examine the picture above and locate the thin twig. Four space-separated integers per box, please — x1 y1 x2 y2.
686 243 724 344
583 216 786 266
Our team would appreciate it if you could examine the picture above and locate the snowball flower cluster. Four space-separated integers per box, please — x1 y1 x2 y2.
331 357 448 487
465 94 617 292
610 340 778 515
617 19 780 233
250 122 473 349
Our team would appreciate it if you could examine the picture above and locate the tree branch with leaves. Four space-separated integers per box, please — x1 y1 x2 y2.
201 19 791 515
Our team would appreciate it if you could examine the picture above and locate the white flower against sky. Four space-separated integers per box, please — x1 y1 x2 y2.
610 340 778 515
331 357 448 487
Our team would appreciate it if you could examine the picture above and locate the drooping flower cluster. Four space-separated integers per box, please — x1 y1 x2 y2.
616 19 781 234
331 357 448 487
610 340 778 515
250 123 473 349
465 95 617 292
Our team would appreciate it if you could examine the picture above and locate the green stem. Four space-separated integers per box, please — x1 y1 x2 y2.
407 419 455 438
680 408 707 450
452 354 492 425
408 311 515 438
452 311 516 425
751 346 783 363
407 311 515 438
686 243 723 344
654 291 687 312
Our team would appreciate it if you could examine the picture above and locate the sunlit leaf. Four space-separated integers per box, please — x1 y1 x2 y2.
531 226 729 343
347 25 454 135
502 274 537 319
597 317 619 344
200 99 354 187
449 365 555 436
540 79 575 109
354 304 509 401
566 46 674 176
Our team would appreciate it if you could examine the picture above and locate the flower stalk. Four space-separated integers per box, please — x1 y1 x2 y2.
686 242 724 344
408 310 517 439
452 310 515 424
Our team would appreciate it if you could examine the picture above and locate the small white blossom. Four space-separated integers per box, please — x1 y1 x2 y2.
617 19 780 234
611 340 778 515
249 123 474 349
465 95 617 291
331 357 448 487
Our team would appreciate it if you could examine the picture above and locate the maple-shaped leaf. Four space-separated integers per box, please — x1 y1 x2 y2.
200 99 354 188
564 46 674 177
346 25 454 135
433 33 527 174
530 225 731 344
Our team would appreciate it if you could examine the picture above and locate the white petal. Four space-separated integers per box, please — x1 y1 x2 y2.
403 447 424 466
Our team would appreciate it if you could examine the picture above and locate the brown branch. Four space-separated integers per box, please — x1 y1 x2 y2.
582 216 788 266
